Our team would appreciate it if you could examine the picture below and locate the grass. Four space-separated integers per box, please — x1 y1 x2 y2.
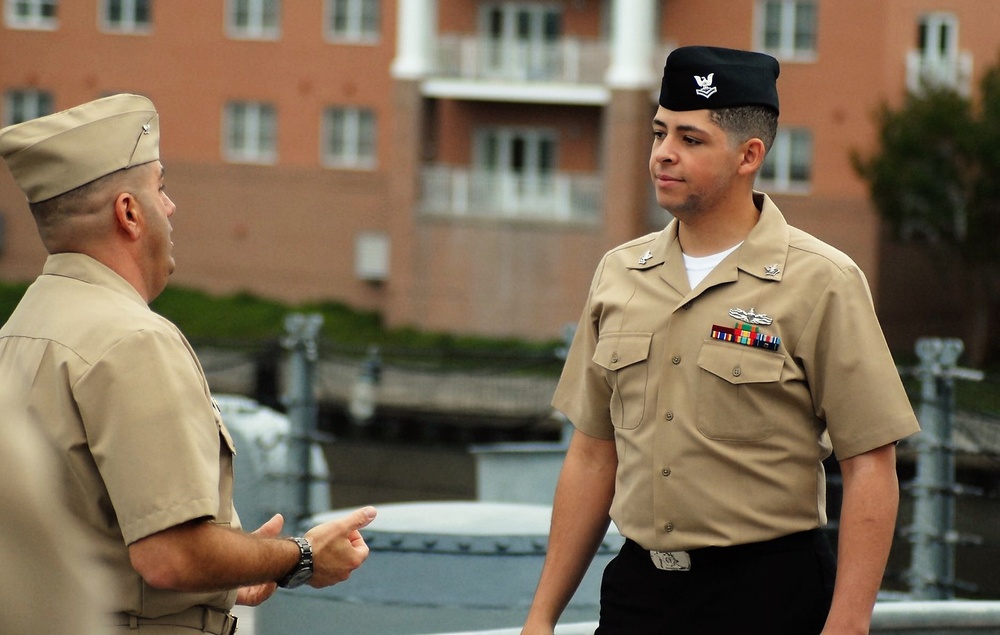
0 281 563 366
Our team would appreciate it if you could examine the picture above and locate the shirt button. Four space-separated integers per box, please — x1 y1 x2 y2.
732 366 742 377
611 353 619 364
664 522 675 532
661 467 671 477
672 355 681 365
664 411 674 421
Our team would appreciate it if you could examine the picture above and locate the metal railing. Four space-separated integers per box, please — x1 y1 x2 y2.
434 35 609 84
420 166 602 223
906 50 974 96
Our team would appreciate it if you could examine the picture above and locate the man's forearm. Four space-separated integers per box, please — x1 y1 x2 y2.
130 520 299 592
523 431 617 633
823 443 900 634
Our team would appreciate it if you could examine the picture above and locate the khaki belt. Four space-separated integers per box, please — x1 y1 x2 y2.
112 605 238 634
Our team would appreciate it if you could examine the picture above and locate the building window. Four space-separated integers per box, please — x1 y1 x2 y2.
322 107 377 169
917 12 958 63
224 102 277 164
755 0 817 61
907 12 971 95
471 126 562 216
325 0 379 43
5 0 58 29
226 0 280 40
480 3 562 80
101 0 151 33
758 128 812 193
3 89 53 126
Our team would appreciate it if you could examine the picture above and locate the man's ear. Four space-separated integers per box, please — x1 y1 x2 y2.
114 192 141 240
737 138 767 176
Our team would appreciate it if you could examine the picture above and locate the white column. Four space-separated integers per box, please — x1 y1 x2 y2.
604 0 657 88
391 0 438 79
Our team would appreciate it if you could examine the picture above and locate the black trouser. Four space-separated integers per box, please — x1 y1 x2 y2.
596 530 836 635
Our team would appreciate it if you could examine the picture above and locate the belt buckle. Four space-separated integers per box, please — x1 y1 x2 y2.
223 613 239 635
203 607 238 635
650 549 691 571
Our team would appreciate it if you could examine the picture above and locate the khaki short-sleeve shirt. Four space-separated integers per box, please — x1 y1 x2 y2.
553 193 920 552
0 254 240 619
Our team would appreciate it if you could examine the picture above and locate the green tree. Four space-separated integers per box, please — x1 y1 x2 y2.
854 56 1000 367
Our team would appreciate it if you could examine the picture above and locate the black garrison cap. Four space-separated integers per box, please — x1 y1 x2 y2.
659 46 780 114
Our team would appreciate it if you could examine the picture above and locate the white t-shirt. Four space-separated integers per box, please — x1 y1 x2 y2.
682 242 742 289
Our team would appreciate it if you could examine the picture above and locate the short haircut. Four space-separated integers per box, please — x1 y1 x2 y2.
28 169 126 236
709 105 778 154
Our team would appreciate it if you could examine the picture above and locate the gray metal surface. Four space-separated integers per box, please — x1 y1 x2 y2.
252 501 622 635
423 601 1000 635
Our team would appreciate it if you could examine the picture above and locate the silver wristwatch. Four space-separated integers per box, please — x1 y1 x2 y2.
277 536 314 589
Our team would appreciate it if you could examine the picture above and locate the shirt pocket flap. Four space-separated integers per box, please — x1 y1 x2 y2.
594 332 653 371
698 340 784 385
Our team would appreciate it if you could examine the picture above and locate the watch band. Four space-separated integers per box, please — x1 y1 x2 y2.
277 536 314 589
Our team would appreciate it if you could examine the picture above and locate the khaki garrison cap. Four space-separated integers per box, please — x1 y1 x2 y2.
0 93 159 204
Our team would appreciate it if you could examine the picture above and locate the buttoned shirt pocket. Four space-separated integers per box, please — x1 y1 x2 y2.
594 332 653 430
696 340 785 441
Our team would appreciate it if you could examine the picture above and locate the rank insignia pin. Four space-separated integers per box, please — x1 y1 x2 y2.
764 264 781 276
638 250 653 265
142 124 151 135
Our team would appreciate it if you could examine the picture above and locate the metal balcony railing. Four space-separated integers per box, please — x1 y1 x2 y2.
420 166 602 223
434 35 609 84
906 50 974 96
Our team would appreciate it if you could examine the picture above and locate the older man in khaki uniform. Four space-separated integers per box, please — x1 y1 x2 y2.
523 47 920 635
0 94 377 634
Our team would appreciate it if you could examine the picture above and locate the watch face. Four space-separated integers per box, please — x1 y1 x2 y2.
283 567 313 589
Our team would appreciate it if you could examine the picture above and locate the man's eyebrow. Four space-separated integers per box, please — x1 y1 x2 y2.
651 118 710 136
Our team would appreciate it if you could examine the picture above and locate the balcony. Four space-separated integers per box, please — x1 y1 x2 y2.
420 166 602 223
434 35 608 84
422 35 612 105
906 50 974 96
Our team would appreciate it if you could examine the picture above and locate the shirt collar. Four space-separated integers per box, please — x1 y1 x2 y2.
628 191 791 293
42 253 149 308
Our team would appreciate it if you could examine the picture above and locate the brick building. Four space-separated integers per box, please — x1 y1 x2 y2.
1 0 997 345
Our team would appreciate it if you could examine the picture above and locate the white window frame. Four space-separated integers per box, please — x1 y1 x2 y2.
754 0 817 62
479 2 562 79
907 12 970 95
5 0 58 30
223 102 277 164
100 0 151 34
226 0 280 40
325 0 379 44
321 106 377 170
757 128 812 194
472 126 560 216
917 12 958 65
3 89 53 126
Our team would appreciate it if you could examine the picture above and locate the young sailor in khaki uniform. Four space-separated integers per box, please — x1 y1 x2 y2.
0 94 377 634
522 47 920 635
